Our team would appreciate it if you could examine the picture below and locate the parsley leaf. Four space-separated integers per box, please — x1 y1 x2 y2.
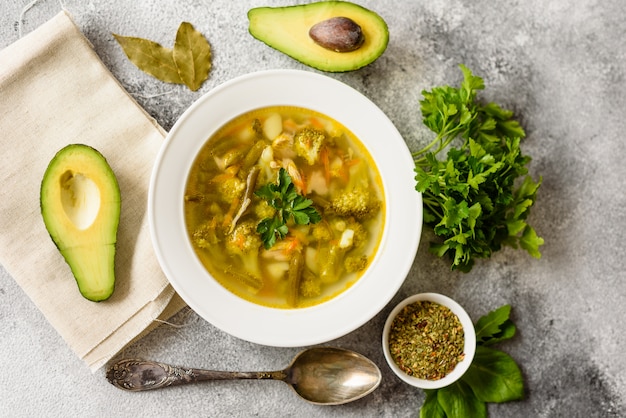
254 168 321 249
256 217 287 249
413 64 543 272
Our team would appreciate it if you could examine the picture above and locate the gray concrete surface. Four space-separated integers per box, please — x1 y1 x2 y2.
1 0 625 416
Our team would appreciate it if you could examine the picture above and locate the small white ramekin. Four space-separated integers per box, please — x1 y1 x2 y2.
382 293 476 389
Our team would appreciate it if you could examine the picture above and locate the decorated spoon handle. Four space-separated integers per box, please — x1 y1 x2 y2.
106 359 285 391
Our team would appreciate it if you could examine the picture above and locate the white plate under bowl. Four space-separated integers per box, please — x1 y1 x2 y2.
149 69 422 347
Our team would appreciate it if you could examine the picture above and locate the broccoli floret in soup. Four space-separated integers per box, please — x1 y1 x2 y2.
294 127 326 165
330 185 380 219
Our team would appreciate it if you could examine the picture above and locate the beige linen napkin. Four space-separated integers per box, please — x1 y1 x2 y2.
0 11 186 371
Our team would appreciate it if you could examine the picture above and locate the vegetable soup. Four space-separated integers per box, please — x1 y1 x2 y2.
184 106 384 308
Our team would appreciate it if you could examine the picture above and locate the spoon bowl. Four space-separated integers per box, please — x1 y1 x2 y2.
284 347 382 405
106 347 381 405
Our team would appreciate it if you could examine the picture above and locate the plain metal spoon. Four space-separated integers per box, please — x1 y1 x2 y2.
106 347 382 405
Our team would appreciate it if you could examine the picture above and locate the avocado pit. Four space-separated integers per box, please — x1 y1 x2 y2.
309 16 364 52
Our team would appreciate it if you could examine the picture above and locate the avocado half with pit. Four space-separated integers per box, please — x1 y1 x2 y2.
40 144 121 302
248 1 389 72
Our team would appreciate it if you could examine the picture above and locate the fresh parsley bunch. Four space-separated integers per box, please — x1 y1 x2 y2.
255 168 321 249
421 305 524 417
413 64 543 272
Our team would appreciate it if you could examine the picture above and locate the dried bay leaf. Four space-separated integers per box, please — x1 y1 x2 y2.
113 22 212 91
112 34 184 84
173 22 212 91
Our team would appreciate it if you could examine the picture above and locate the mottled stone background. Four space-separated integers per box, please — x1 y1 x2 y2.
1 0 625 416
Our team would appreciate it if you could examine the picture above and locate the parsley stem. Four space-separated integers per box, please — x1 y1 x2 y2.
412 125 466 165
411 134 443 160
421 195 444 219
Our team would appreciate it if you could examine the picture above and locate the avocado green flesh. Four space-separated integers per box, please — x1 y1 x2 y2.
40 144 121 302
61 245 117 301
248 1 389 72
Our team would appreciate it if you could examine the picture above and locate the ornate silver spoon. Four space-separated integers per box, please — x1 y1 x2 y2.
106 347 381 405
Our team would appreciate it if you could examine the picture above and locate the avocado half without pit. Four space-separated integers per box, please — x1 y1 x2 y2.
40 144 121 302
248 1 389 72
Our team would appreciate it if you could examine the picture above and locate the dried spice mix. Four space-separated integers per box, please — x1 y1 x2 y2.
388 301 465 380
